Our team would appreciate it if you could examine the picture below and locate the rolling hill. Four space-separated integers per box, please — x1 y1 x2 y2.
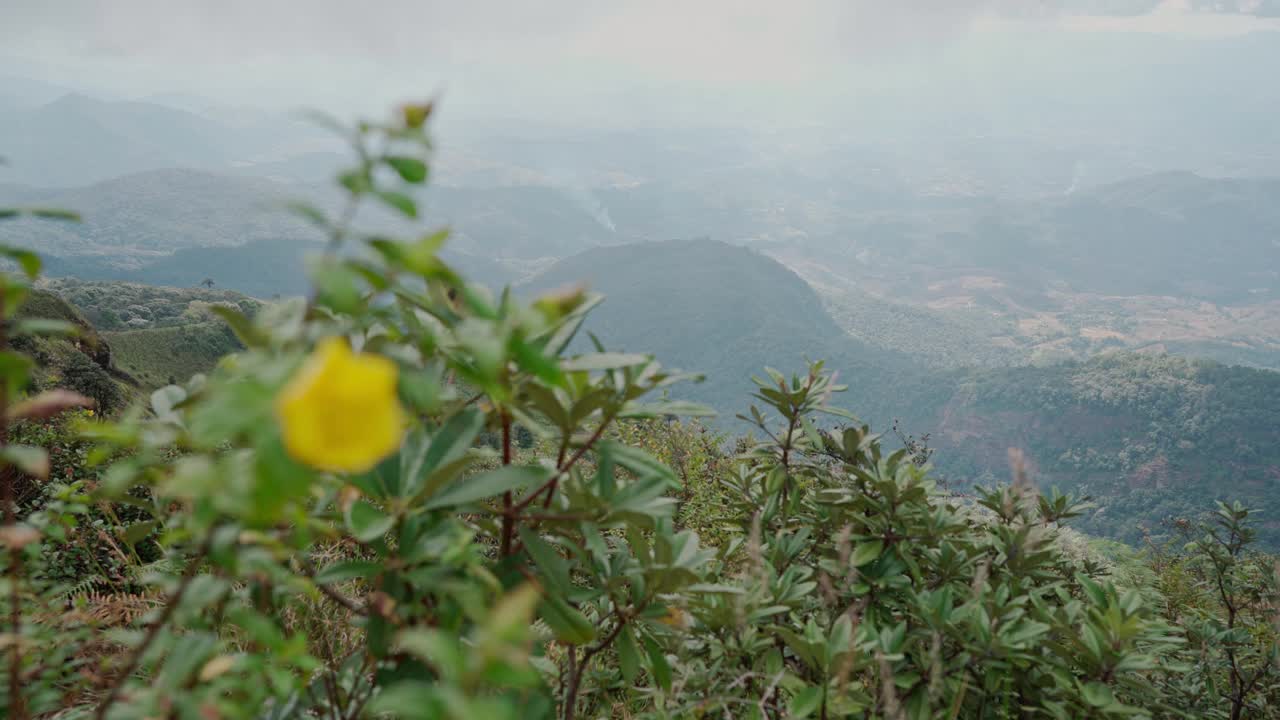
521 239 928 429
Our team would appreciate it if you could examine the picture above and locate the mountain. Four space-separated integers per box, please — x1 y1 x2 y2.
0 168 609 290
0 94 245 187
427 185 632 259
0 168 318 259
41 237 518 300
521 239 928 426
0 74 78 109
0 92 335 187
776 171 1280 370
782 171 1280 304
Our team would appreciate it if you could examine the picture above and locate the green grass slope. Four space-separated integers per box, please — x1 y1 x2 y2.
104 321 242 391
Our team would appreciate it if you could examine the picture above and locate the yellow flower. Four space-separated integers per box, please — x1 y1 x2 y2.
659 607 693 630
276 338 406 473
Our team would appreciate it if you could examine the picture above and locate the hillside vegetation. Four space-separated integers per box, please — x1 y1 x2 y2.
12 289 134 413
23 279 254 393
523 239 1280 548
929 354 1280 546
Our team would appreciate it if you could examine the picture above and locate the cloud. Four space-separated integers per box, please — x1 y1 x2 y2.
3 0 1278 129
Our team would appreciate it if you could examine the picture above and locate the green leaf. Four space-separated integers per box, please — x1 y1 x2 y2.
517 527 572 598
1081 681 1115 708
396 629 464 681
685 583 745 595
151 385 187 422
383 156 428 183
618 400 716 419
282 201 329 228
0 352 32 388
597 440 678 488
560 352 649 372
0 246 40 278
789 686 823 718
1 445 48 479
209 305 267 347
314 560 382 584
850 540 883 568
376 190 418 218
423 465 551 510
345 500 395 542
643 635 672 692
364 681 436 718
121 520 158 547
616 626 641 683
13 318 77 337
28 208 80 221
311 262 365 314
409 408 483 496
539 593 596 645
400 367 443 414
339 169 372 194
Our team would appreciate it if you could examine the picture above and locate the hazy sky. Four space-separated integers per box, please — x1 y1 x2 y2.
4 0 1280 130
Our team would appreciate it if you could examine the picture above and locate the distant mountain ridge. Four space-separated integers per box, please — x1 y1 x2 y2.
0 168 318 261
0 91 335 187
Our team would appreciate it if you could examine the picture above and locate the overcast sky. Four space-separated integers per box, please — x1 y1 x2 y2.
4 0 1280 131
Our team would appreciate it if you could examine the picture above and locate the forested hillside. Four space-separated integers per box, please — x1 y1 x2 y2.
928 354 1280 546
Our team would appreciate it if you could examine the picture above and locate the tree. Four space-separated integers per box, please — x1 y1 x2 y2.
1169 503 1280 719
200 277 215 289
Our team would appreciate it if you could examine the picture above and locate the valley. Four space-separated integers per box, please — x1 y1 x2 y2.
8 11 1280 715
6 73 1280 554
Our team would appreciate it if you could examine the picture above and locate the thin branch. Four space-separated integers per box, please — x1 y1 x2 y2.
94 534 214 720
563 616 629 720
500 412 515 557
515 414 615 516
298 557 367 616
0 291 25 720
